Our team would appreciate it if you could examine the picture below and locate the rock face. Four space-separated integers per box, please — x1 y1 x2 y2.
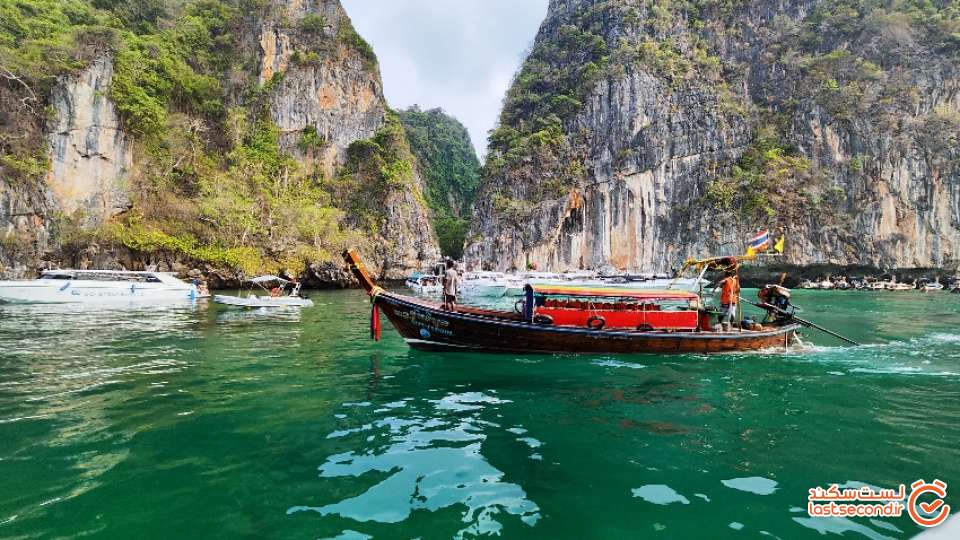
467 0 960 273
0 182 49 278
0 0 439 280
1 54 131 277
256 0 439 277
46 55 132 225
399 106 482 259
260 1 385 177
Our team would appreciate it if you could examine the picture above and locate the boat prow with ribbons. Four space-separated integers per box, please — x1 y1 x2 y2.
344 249 805 354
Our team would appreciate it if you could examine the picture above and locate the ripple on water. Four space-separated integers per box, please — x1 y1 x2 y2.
721 477 778 495
591 359 647 370
791 517 895 540
631 485 690 505
288 392 540 536
321 530 372 540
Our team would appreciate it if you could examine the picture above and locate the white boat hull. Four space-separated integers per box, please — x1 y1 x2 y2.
0 280 199 304
459 284 508 298
213 294 314 308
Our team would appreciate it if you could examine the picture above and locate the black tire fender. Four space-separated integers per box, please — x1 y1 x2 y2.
586 315 606 330
533 314 554 325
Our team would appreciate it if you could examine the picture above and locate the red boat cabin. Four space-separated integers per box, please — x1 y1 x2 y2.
523 285 702 331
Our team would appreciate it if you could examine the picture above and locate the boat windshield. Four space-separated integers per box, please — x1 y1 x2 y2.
41 271 162 283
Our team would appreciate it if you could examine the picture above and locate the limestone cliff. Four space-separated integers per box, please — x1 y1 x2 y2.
1 54 131 277
253 0 439 278
467 0 960 273
0 0 439 281
46 55 132 226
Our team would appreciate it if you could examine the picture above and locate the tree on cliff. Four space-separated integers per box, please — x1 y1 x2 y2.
399 106 481 259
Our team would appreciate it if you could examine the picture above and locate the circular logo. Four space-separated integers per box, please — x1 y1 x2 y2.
908 479 951 527
419 328 431 339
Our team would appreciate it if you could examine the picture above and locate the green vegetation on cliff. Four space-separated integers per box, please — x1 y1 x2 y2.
476 0 960 252
399 106 480 258
0 0 414 276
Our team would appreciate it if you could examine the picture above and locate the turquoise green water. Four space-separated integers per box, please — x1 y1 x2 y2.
1 289 958 539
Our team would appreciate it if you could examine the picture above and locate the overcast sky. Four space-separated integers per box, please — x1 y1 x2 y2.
341 0 549 158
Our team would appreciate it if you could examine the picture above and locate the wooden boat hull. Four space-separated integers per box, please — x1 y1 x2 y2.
375 292 800 355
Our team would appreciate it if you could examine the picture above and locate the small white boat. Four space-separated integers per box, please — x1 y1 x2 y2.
0 270 200 304
459 272 509 298
920 278 943 292
213 276 313 308
405 274 442 295
886 276 916 291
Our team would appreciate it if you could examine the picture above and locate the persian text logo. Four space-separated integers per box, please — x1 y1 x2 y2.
807 480 950 527
908 479 950 528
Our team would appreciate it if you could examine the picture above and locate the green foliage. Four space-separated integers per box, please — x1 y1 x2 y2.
112 112 358 274
0 150 48 182
109 3 234 138
489 4 614 168
800 0 959 55
768 0 959 125
336 19 376 69
704 126 821 223
299 13 326 34
399 106 481 257
434 216 469 260
333 113 422 234
297 126 325 152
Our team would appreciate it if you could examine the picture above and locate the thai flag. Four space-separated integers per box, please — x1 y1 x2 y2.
749 229 771 252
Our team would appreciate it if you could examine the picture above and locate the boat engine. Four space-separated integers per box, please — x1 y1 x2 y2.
758 285 793 320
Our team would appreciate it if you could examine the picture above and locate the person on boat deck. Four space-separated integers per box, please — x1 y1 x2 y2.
442 259 459 311
717 269 741 332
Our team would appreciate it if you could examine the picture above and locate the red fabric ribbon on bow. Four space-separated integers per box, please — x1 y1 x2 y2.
370 304 381 341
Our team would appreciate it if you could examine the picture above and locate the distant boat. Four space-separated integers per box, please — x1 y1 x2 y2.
458 272 509 298
213 276 313 308
886 276 916 291
0 270 200 304
405 273 442 295
868 279 888 291
920 277 943 292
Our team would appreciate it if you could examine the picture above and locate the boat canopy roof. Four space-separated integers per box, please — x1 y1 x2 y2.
527 284 698 301
249 275 289 284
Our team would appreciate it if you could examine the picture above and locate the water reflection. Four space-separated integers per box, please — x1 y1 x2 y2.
290 391 540 537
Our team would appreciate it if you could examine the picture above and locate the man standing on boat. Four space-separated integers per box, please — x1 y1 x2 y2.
717 269 741 332
442 259 459 311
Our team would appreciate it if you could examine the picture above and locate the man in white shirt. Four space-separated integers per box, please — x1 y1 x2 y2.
442 260 459 310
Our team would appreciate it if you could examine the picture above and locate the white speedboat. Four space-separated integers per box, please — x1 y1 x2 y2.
0 270 200 304
459 272 509 298
213 276 313 308
405 273 442 295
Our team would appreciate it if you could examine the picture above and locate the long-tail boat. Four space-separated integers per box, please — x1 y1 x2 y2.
343 249 801 354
